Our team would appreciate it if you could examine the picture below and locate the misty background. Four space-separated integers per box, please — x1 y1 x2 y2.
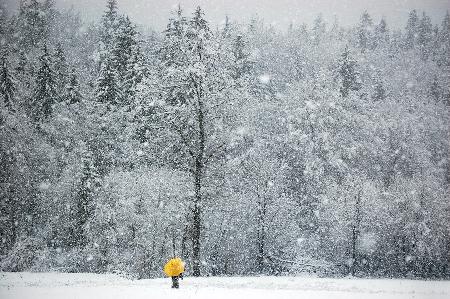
4 0 450 30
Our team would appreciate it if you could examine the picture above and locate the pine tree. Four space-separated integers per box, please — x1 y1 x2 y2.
53 43 69 101
330 15 343 41
441 11 450 43
338 46 361 98
16 0 53 49
100 0 119 49
405 9 419 49
222 15 232 38
114 16 136 81
430 75 442 103
374 18 389 47
71 146 100 247
161 6 189 106
232 34 253 80
162 5 188 68
312 14 326 45
0 0 8 39
33 44 57 121
114 16 143 105
358 11 374 52
122 44 146 104
96 56 121 107
438 11 450 66
188 6 211 43
16 50 27 75
0 54 15 110
372 77 386 102
65 68 82 104
417 12 433 59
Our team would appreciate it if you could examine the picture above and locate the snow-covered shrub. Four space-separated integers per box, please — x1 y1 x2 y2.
0 236 45 272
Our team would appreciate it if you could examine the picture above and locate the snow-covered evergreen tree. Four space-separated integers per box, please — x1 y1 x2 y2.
357 11 374 52
0 54 15 110
32 44 57 121
417 12 433 59
337 46 361 98
100 0 119 49
52 43 69 100
71 146 100 247
95 56 121 107
405 9 419 49
64 68 82 104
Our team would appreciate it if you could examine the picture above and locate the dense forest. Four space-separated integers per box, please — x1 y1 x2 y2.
0 0 449 279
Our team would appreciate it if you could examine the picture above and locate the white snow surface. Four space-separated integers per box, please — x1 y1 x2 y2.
1 272 449 299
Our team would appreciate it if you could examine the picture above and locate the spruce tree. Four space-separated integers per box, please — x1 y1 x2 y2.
53 43 69 100
17 0 53 49
338 46 361 98
72 146 99 247
374 18 389 47
16 50 27 75
96 56 121 107
100 0 119 49
114 16 136 79
417 12 433 60
358 11 374 52
438 11 450 66
430 75 442 103
441 11 450 43
33 44 57 121
372 77 386 102
0 1 8 39
65 68 82 104
122 44 145 104
312 14 326 45
0 54 15 110
405 9 419 49
162 5 188 67
232 34 253 80
114 16 143 105
161 6 189 106
222 15 232 38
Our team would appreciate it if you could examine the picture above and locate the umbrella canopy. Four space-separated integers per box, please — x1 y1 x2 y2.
164 258 185 277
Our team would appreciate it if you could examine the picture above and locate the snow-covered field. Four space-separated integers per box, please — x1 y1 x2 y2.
1 272 449 299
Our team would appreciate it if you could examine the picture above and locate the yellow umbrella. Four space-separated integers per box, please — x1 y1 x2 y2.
164 257 185 277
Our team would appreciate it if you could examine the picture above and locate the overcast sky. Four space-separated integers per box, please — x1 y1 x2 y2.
6 0 450 30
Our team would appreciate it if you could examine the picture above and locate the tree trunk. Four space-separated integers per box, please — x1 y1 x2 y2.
192 90 205 277
350 189 362 276
256 194 266 273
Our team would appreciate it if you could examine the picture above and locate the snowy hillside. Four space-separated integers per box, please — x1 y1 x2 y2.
1 272 449 299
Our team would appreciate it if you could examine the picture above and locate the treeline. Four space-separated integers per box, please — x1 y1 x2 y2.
0 0 449 279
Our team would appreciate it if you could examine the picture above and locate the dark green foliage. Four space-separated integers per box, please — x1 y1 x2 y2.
232 35 253 80
16 0 55 49
100 0 119 48
96 56 121 106
32 44 57 121
53 43 69 100
338 46 361 98
430 75 442 103
64 68 82 104
0 54 15 109
418 12 433 59
405 9 419 49
358 11 374 52
71 147 99 247
373 79 386 102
